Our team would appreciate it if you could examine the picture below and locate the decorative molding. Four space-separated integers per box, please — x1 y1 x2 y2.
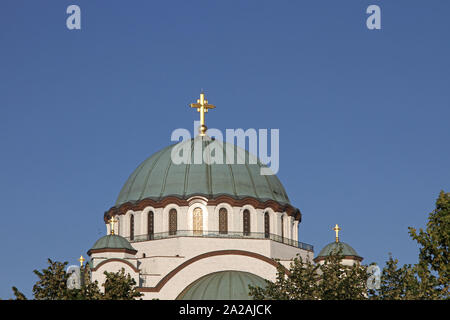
186 195 209 207
137 249 289 293
87 248 138 256
104 195 302 223
90 258 140 273
313 255 364 263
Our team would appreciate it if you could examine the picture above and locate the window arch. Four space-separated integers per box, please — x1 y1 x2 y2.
129 214 134 241
264 212 270 238
169 208 177 236
219 208 228 234
148 211 154 240
243 209 251 236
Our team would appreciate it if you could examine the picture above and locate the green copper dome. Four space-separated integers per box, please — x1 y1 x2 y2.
115 136 290 207
316 242 361 258
177 270 267 300
89 235 136 252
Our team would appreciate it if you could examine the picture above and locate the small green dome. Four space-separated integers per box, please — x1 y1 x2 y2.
115 136 290 207
316 241 361 258
177 271 267 300
89 235 136 252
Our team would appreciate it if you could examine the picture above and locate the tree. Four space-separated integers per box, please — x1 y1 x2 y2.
369 191 449 300
249 255 320 300
409 190 449 299
11 259 142 300
11 287 27 300
251 190 449 300
370 254 419 300
249 250 369 300
102 268 142 300
32 259 71 300
317 252 368 300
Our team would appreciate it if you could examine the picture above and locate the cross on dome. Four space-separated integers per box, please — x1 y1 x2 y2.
190 91 216 136
108 216 118 235
333 224 341 243
78 255 85 267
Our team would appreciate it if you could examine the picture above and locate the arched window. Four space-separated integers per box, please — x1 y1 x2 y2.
169 208 177 236
130 214 134 241
219 208 228 234
264 212 270 238
243 209 250 236
148 211 154 240
281 215 284 241
291 222 295 242
193 207 203 236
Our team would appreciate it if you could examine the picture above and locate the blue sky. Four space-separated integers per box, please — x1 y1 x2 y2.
0 1 449 298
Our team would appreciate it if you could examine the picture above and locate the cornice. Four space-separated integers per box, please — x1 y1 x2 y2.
104 195 302 223
313 255 364 263
87 247 138 256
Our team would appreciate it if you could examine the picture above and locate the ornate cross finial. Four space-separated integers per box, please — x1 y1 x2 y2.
333 224 341 242
78 255 85 267
109 216 118 235
190 91 216 136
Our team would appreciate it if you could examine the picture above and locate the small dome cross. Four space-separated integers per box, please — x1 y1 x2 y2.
333 224 342 243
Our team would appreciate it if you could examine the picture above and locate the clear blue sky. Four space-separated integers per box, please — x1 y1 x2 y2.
0 1 449 299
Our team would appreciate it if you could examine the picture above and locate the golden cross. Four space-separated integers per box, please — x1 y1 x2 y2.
333 224 341 242
109 216 118 235
190 92 216 136
78 255 85 267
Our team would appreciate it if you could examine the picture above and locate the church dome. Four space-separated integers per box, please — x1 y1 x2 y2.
176 270 267 300
115 136 290 207
87 235 137 255
317 242 359 257
314 241 362 262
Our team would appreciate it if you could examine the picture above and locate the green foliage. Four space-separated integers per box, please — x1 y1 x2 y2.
409 190 449 298
369 254 419 300
317 251 368 300
11 287 27 300
249 255 320 300
102 268 143 300
249 250 368 300
371 191 449 300
32 259 71 300
11 259 142 300
252 191 449 300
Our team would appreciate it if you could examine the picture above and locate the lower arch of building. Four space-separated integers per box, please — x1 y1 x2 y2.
138 250 284 300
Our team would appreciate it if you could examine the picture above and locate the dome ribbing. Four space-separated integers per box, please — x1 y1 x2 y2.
115 136 290 207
